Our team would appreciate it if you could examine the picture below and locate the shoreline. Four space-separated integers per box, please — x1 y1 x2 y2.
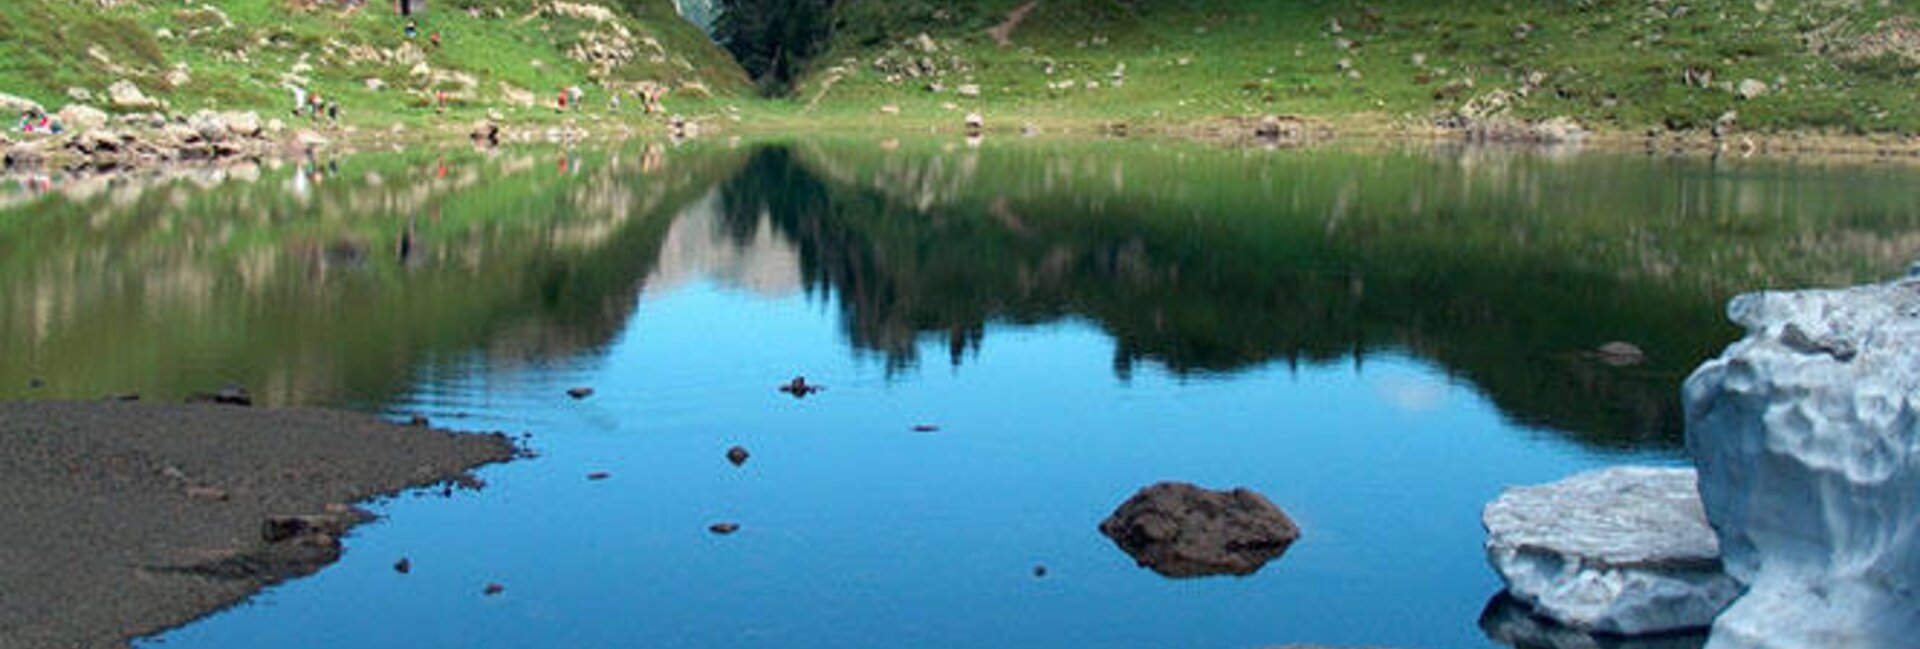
0 400 519 649
8 108 1920 183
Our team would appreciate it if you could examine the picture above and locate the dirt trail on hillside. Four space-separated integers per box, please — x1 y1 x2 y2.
989 1 1042 47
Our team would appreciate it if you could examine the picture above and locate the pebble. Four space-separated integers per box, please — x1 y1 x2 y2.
184 486 229 502
726 446 750 466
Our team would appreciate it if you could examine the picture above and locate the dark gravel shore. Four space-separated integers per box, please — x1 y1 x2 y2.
0 400 517 649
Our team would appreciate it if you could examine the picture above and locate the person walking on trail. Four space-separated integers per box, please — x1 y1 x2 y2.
405 19 419 40
289 85 308 117
327 101 340 124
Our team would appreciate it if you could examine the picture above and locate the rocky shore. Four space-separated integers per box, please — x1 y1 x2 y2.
0 400 517 649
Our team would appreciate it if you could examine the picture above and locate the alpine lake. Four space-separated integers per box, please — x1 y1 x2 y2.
5 136 1918 649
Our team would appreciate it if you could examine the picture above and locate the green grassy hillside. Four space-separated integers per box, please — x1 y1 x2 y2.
0 0 748 125
788 0 1920 135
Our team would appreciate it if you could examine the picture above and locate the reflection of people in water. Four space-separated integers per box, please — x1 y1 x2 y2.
397 214 417 263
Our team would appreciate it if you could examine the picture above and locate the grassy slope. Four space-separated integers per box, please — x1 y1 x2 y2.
781 0 1920 135
0 0 749 126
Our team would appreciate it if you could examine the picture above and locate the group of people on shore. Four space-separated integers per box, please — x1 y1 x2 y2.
16 109 63 136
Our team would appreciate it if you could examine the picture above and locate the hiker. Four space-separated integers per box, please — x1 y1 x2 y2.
289 85 308 117
405 19 418 40
327 100 340 123
557 89 568 112
308 92 324 120
430 31 442 49
567 86 584 111
435 90 447 114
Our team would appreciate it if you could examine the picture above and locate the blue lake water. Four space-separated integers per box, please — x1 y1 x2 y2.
6 138 1918 648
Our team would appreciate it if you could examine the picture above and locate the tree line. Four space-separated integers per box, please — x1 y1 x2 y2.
714 0 836 95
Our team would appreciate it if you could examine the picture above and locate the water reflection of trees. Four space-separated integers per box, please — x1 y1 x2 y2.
0 144 745 406
718 142 1920 449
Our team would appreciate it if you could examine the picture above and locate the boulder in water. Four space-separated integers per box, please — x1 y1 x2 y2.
1483 466 1739 635
1685 273 1920 649
1099 481 1299 578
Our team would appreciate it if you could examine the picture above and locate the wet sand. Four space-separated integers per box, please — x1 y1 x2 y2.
0 400 517 649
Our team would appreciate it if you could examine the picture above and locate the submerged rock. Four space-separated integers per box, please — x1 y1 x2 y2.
1684 274 1920 649
1482 466 1738 635
1595 341 1646 367
1098 481 1299 578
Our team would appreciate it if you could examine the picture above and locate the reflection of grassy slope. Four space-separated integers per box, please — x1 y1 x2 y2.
0 144 747 407
0 0 746 124
794 0 1920 134
752 139 1920 448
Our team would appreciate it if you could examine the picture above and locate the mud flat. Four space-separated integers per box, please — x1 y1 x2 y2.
0 400 516 649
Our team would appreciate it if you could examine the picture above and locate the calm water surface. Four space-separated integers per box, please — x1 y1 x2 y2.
5 138 1919 649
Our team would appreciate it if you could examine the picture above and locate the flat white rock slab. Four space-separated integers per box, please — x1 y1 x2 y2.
1484 466 1740 635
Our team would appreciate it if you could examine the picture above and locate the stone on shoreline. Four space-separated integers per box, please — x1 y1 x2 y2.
108 80 166 112
57 104 108 132
1099 481 1299 578
1483 466 1739 635
1684 273 1920 649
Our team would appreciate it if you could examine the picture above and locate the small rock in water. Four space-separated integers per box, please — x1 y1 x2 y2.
777 376 822 398
393 558 411 574
566 387 595 400
483 582 504 596
586 471 611 481
726 446 750 466
408 413 431 427
708 522 741 535
912 424 941 433
1594 341 1646 366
